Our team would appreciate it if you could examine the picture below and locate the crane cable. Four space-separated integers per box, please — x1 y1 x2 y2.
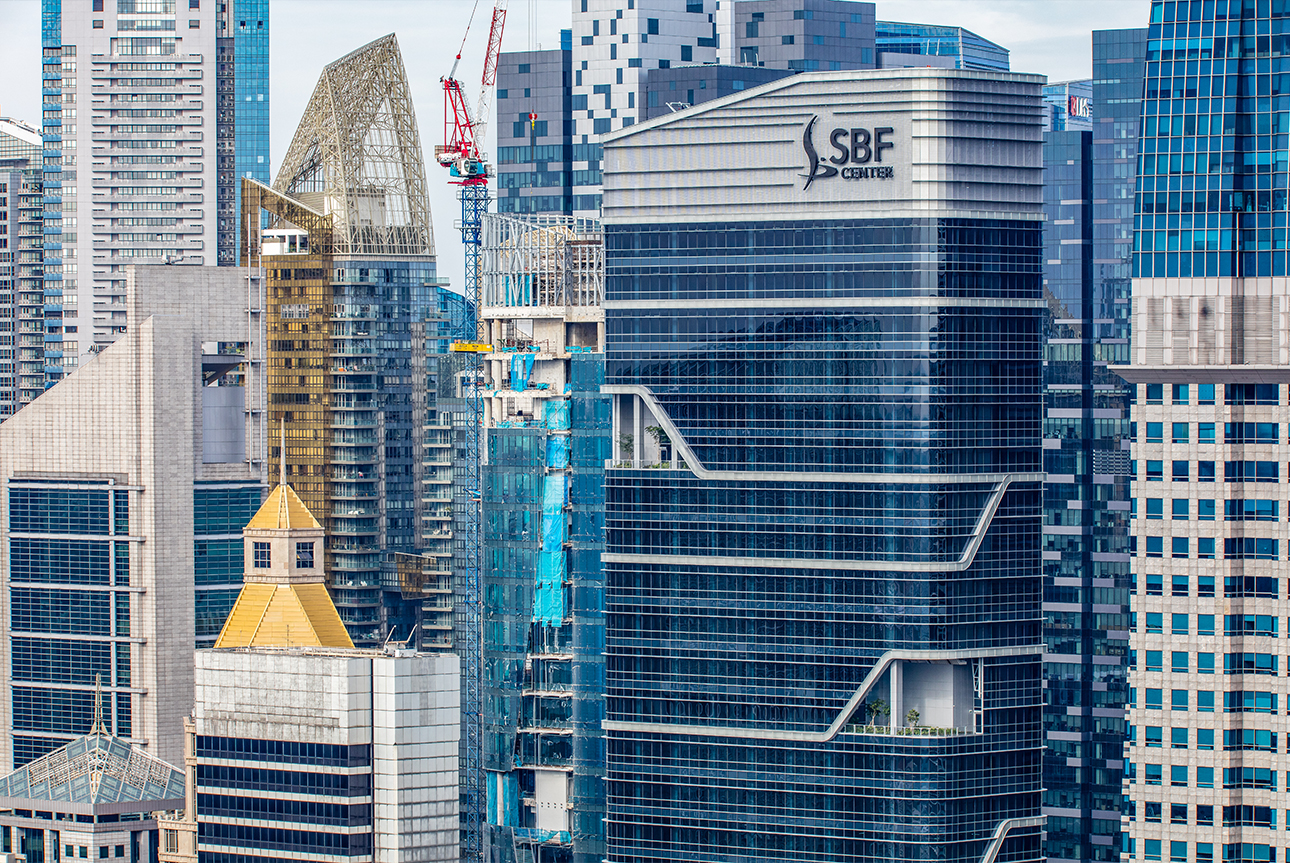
448 0 486 81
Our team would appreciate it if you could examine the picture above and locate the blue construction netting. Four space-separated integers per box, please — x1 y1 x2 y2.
544 399 570 430
533 472 567 625
511 352 534 391
487 771 519 827
546 436 569 469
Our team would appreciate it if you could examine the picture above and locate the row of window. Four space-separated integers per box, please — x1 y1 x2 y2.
1137 459 1287 481
1135 647 1282 674
1134 612 1286 638
1140 497 1279 520
1130 762 1281 790
1139 535 1278 559
1130 802 1266 828
1124 839 1272 863
1139 382 1280 405
1137 573 1278 597
1131 685 1286 712
1138 421 1284 443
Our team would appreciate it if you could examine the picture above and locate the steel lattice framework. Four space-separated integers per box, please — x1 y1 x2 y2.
274 33 434 259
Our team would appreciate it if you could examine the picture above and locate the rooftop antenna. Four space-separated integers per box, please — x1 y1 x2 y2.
90 673 107 735
279 417 287 489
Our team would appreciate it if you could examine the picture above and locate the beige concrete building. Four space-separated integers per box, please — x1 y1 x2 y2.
0 264 266 770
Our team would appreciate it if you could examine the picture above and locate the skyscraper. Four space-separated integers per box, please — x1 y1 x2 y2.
0 263 267 769
872 21 1010 71
475 212 608 863
0 118 45 415
1123 3 1290 863
241 34 444 646
1039 27 1145 863
598 67 1045 863
39 0 269 383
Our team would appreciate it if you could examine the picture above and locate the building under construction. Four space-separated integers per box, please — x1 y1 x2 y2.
472 213 608 863
239 34 455 647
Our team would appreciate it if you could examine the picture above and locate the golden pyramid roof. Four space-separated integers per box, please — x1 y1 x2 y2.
246 483 322 531
214 582 353 649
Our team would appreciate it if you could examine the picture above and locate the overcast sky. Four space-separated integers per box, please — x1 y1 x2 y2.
0 0 1152 288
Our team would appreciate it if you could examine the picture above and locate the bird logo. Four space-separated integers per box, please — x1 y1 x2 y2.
800 114 837 190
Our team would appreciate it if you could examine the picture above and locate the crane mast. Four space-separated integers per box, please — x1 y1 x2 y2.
437 2 507 861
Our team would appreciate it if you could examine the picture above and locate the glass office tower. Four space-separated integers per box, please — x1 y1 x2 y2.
599 68 1045 863
1040 27 1146 863
1123 3 1290 863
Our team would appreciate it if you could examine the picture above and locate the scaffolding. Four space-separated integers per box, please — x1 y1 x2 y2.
482 215 603 310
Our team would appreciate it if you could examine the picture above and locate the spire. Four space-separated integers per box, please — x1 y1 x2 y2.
278 417 290 527
90 673 107 736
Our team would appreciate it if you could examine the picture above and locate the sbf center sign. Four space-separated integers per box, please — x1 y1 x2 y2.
800 114 895 190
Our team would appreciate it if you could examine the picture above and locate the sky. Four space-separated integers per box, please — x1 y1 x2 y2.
0 0 1153 289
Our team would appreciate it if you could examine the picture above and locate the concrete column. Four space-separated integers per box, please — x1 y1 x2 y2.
890 661 902 731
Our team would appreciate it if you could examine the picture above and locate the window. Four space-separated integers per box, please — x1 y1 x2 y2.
296 542 314 569
1146 383 1163 403
1170 841 1187 863
1172 574 1188 595
1172 460 1189 481
93 0 103 8
1172 383 1189 404
1225 614 1278 637
1146 536 1163 557
1197 653 1214 674
1197 460 1216 481
782 34 795 44
1171 499 1188 520
1145 764 1162 786
1146 612 1163 633
679 45 691 62
1146 421 1163 442
1199 497 1217 519
1198 575 1215 596
1173 613 1189 634
189 0 199 6
1198 537 1216 558
1196 766 1214 788
163 831 179 854
1197 691 1214 712
745 20 759 37
1197 806 1214 825
1146 573 1163 595
1146 650 1163 671
647 18 659 34
1171 765 1188 787
1172 422 1189 442
1146 688 1163 709
1197 727 1214 749
1171 651 1188 672
1171 728 1188 749
1146 460 1163 480
1225 461 1279 482
189 19 199 27
1172 536 1189 558
93 19 103 27
1197 614 1214 635
1198 383 1215 404
1225 422 1279 443
253 542 270 568
1145 726 1162 747
1198 422 1215 442
1224 653 1278 675
1224 576 1279 598
1146 498 1163 519
1224 537 1278 560
1171 689 1188 711
1226 383 1279 405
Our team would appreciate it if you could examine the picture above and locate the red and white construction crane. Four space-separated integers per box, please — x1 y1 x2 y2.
436 2 507 862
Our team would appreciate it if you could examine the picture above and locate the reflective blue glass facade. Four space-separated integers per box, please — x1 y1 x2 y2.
193 484 263 645
1134 0 1290 279
1040 27 1145 863
232 0 271 245
7 481 133 766
874 21 1010 71
602 216 1044 862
